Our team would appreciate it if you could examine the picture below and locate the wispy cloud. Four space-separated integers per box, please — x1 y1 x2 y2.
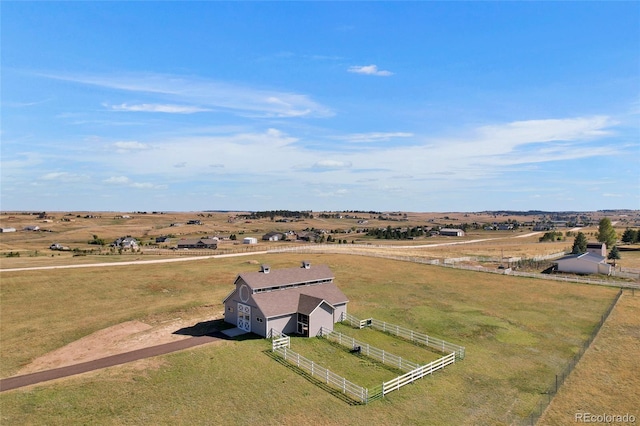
40 171 87 182
107 103 211 114
112 141 151 153
339 132 413 143
43 72 334 118
312 160 353 170
103 175 166 189
348 65 393 76
104 176 131 185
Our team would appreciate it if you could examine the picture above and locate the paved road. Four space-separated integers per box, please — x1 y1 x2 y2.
0 334 222 392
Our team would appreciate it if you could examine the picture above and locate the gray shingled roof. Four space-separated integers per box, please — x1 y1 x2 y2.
237 264 335 291
251 282 348 318
298 293 333 316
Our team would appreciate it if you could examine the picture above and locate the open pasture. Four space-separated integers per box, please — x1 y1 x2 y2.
2 210 639 271
0 252 629 425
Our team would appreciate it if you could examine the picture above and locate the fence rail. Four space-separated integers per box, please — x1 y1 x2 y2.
382 352 456 395
319 327 458 397
341 313 466 360
269 329 290 350
320 327 420 372
272 346 369 403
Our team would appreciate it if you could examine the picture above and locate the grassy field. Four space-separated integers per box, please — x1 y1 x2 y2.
0 252 627 425
540 292 640 425
3 210 639 270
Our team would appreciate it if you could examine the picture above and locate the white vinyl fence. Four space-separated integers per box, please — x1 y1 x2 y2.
269 329 369 403
341 313 466 360
319 327 457 399
268 323 463 404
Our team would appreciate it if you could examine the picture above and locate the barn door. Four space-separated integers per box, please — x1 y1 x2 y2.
237 303 251 332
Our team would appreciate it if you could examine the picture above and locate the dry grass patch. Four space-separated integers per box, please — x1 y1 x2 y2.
540 291 640 424
0 253 624 425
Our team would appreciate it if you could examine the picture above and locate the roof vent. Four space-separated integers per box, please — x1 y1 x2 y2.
260 264 271 274
301 261 311 269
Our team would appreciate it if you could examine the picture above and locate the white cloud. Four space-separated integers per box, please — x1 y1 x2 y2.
40 172 86 182
130 182 167 189
476 116 614 146
103 175 165 190
312 160 353 170
112 141 151 153
348 65 393 76
108 103 211 114
104 176 131 184
339 132 413 143
46 72 334 118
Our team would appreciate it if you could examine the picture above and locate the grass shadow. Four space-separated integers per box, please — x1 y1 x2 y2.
264 349 365 406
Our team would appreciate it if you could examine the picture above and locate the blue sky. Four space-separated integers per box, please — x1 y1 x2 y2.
2 2 639 212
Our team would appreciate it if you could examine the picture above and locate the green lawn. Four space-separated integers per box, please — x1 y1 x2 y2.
0 253 619 425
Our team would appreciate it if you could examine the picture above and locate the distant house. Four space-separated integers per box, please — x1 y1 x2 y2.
439 228 465 237
533 223 553 231
155 236 171 244
187 220 203 225
177 238 218 249
554 252 612 275
262 232 285 241
112 237 139 250
586 242 606 257
243 237 258 245
23 225 40 232
223 262 349 338
49 243 70 251
297 231 320 242
0 228 16 233
497 224 513 231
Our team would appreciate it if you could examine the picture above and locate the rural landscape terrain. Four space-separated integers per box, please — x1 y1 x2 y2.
1 209 639 425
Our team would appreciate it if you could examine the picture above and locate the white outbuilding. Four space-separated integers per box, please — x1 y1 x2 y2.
243 237 258 245
554 252 612 275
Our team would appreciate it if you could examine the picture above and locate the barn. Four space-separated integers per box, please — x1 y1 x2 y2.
439 228 465 237
554 252 612 275
223 262 348 338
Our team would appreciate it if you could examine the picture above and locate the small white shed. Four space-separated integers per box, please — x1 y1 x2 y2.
243 237 258 245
